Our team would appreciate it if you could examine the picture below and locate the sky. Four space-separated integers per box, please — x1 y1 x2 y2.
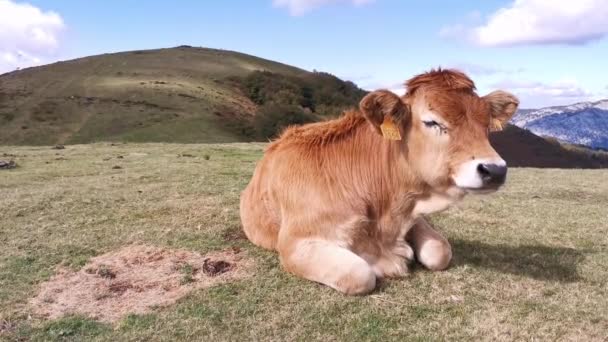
1 0 608 108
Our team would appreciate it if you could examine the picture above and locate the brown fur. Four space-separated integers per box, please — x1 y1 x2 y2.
240 68 519 294
405 68 476 95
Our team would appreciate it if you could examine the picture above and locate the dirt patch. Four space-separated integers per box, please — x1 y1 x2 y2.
30 245 253 323
222 229 247 242
202 259 233 276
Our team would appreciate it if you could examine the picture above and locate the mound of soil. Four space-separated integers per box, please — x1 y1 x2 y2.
30 245 252 322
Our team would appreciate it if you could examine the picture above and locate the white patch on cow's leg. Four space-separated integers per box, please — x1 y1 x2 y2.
364 241 415 279
279 238 376 295
359 218 416 279
370 253 410 278
418 239 452 271
393 241 415 263
453 158 506 189
407 218 452 271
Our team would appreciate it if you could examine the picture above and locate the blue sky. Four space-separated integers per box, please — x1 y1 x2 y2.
1 0 607 108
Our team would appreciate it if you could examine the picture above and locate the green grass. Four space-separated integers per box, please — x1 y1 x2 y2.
1 143 607 341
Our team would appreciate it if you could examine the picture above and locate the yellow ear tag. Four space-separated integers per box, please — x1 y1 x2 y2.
380 116 402 140
489 118 504 132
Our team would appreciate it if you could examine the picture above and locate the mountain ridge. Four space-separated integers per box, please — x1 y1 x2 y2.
512 99 608 150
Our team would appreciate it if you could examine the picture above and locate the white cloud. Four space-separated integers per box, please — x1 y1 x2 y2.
492 78 602 107
361 77 601 108
0 0 65 73
493 79 592 98
273 0 374 16
388 87 406 96
441 0 608 46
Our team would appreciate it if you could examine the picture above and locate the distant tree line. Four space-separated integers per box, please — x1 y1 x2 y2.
230 70 367 140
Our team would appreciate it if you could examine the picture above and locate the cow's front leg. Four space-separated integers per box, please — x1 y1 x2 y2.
368 241 414 279
406 217 452 271
278 235 376 295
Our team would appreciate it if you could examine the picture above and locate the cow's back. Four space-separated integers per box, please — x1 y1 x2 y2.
240 152 281 250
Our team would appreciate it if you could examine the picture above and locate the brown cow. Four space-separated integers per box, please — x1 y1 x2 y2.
240 68 519 295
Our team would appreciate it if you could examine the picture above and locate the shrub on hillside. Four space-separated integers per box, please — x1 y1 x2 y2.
235 70 366 117
254 104 316 140
241 71 302 106
229 69 367 141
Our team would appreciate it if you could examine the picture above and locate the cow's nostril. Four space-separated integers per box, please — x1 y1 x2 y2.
477 164 491 179
477 163 507 186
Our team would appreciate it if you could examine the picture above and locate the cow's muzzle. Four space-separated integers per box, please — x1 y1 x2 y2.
452 158 508 192
477 163 507 189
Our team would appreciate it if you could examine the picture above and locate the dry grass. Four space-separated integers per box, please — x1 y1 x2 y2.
0 143 607 341
30 245 252 322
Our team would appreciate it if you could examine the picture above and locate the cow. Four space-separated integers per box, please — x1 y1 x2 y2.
240 68 519 295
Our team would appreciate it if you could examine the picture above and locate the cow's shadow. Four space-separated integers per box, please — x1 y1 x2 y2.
448 239 587 282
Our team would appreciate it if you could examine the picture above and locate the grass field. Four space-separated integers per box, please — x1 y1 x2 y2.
1 143 607 341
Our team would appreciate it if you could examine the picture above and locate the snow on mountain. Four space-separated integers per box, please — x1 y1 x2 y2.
596 99 608 110
511 99 608 150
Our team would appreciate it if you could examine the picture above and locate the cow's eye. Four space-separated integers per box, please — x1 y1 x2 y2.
422 120 447 133
423 120 440 128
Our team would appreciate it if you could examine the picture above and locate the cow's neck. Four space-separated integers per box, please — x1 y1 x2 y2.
343 122 461 217
329 123 418 212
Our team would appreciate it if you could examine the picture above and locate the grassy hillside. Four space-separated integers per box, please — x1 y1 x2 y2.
1 143 607 340
0 46 364 145
1 46 605 168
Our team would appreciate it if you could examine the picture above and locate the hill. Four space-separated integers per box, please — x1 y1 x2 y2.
511 99 608 150
0 46 365 145
1 46 606 168
490 125 608 168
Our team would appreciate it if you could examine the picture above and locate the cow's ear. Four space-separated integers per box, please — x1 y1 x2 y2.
483 90 519 131
359 90 410 136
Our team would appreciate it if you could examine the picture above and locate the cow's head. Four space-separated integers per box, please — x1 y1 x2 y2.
360 68 519 194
